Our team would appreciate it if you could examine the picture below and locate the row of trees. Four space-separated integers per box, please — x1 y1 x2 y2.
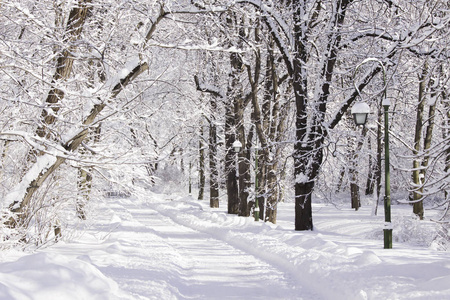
0 0 449 247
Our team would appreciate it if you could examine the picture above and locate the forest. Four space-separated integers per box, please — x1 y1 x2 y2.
0 0 449 250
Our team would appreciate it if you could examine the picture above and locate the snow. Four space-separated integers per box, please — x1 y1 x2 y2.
104 58 144 91
1 192 450 300
4 154 57 210
351 102 370 114
0 252 121 300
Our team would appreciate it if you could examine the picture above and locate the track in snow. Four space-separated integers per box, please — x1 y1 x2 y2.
93 199 311 299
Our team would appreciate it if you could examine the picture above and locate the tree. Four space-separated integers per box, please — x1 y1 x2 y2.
235 0 449 230
0 0 186 241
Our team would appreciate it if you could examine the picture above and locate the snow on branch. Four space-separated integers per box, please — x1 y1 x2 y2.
4 60 149 227
235 0 294 75
145 41 243 53
5 154 57 211
194 75 225 98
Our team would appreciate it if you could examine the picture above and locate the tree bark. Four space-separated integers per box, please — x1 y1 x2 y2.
444 81 450 203
209 102 220 208
225 97 239 214
350 126 368 210
193 76 221 208
365 136 375 196
77 167 92 220
411 62 428 220
225 13 247 215
238 129 252 217
198 125 205 201
37 0 92 139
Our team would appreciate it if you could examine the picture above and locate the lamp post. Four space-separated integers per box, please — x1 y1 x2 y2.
352 59 392 249
232 139 242 214
254 145 259 222
382 97 392 249
231 139 259 221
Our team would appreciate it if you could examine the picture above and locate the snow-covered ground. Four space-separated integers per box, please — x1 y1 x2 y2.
1 191 449 300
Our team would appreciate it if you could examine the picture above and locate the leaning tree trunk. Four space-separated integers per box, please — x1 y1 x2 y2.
5 4 167 229
6 62 149 228
37 0 92 140
11 0 92 228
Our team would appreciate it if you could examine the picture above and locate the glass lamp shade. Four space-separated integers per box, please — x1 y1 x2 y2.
352 112 368 125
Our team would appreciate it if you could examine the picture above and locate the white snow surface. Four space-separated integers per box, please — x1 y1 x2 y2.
351 102 371 114
1 192 449 300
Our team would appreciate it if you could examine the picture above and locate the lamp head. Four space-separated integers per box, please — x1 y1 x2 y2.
351 102 370 126
232 140 242 152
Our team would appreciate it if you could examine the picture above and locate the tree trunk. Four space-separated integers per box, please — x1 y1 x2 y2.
295 181 314 230
37 0 92 139
198 125 205 201
336 166 346 193
265 164 279 223
225 98 239 214
5 3 169 229
225 13 246 215
411 62 428 220
238 126 253 217
365 136 375 195
209 102 220 208
350 182 360 210
349 148 360 210
350 125 368 210
192 77 221 208
293 0 352 230
6 62 149 228
262 38 285 224
77 167 92 220
444 82 450 203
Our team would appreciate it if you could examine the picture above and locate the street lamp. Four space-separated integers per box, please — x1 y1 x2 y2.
351 102 370 126
381 96 392 249
232 140 242 153
353 59 392 249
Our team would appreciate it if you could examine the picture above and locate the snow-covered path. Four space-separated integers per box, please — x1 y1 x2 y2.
1 192 450 300
96 201 307 299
